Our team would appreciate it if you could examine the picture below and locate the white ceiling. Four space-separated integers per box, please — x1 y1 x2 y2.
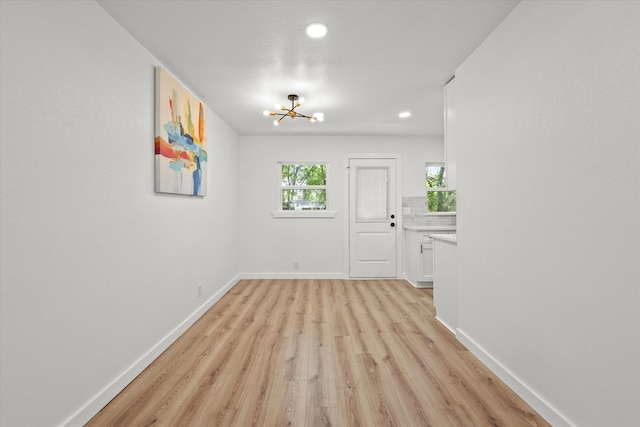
97 0 519 137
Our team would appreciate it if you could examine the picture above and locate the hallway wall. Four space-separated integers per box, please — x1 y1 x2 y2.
454 2 640 425
0 1 241 425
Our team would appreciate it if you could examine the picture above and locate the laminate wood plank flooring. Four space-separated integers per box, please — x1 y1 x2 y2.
87 279 550 426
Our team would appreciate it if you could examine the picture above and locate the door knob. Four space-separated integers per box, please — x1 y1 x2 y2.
390 222 395 227
390 214 395 219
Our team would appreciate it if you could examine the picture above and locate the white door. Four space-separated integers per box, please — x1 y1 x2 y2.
349 158 397 278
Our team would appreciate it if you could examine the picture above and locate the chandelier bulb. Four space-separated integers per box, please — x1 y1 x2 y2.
264 95 320 126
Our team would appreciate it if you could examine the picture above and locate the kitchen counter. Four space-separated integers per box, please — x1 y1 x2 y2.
403 225 456 232
404 227 455 288
430 233 457 243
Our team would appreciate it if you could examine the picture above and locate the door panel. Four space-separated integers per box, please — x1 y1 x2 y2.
356 233 391 261
349 158 397 278
356 168 388 220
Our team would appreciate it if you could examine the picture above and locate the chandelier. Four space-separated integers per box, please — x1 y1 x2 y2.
263 94 324 126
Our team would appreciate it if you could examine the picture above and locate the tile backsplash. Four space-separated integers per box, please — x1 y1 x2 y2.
402 196 456 227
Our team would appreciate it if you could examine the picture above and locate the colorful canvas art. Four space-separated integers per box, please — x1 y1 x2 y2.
155 67 207 196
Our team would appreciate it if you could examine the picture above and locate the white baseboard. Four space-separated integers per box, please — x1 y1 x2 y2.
239 273 413 281
435 315 457 335
61 274 241 427
413 282 433 289
402 274 432 289
455 328 574 427
240 272 347 280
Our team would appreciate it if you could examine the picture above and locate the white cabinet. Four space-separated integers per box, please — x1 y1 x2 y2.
432 235 457 334
404 229 455 288
444 77 457 190
418 237 434 283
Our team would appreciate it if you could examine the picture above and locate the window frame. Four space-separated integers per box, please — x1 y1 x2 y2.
272 161 337 218
426 162 456 215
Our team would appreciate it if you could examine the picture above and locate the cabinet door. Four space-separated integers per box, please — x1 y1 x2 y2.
419 240 434 282
404 230 419 285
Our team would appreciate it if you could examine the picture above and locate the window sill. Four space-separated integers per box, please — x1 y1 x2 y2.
272 210 337 218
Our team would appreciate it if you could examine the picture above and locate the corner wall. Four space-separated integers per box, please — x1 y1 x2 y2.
454 2 640 425
0 1 241 425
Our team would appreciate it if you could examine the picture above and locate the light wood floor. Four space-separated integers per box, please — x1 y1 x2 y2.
87 279 549 426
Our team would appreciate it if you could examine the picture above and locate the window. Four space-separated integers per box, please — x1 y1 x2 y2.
271 162 336 218
272 162 335 218
280 163 327 210
426 163 456 213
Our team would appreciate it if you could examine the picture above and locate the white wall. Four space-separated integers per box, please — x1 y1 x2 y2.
239 136 442 276
454 2 639 426
0 1 241 426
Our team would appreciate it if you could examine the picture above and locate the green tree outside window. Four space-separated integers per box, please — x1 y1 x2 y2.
426 164 456 213
281 164 327 210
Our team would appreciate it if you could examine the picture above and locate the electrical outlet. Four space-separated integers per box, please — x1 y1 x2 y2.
196 283 202 297
294 260 300 270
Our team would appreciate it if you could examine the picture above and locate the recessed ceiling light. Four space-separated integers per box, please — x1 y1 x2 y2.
306 23 327 38
399 111 411 118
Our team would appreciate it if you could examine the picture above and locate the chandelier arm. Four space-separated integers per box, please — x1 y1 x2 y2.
264 94 321 125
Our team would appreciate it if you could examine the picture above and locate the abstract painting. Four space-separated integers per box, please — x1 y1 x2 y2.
155 67 207 196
